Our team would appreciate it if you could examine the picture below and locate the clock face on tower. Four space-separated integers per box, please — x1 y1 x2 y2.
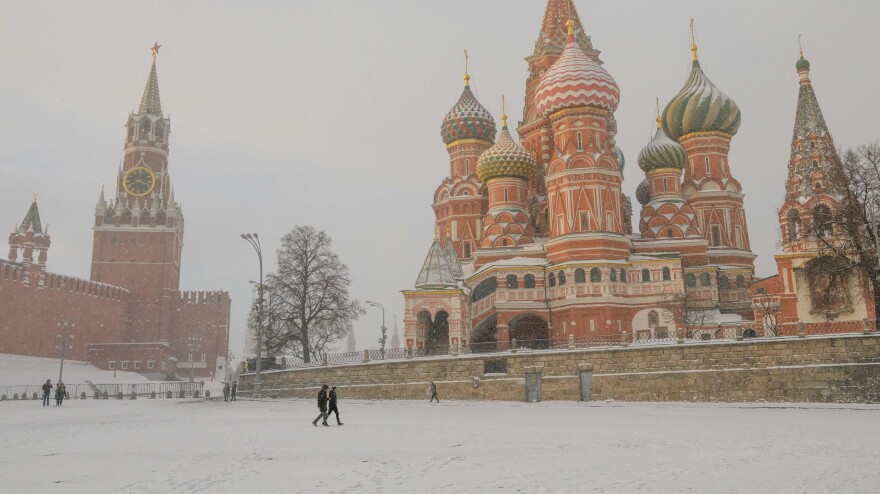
123 166 156 196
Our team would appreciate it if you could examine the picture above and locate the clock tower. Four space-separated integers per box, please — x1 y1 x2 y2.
91 44 184 343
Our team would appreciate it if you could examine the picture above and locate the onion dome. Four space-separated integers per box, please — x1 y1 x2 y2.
614 146 626 171
638 118 688 172
476 108 536 183
440 69 496 145
534 19 620 116
661 40 741 140
635 178 651 205
796 55 810 71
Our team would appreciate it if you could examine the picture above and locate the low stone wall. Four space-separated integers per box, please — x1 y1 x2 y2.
239 334 880 403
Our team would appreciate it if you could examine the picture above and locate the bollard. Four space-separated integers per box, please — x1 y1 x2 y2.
863 318 873 335
93 391 100 399
193 390 200 398
33 392 39 400
103 391 109 400
511 339 518 353
150 391 157 399
797 322 806 338
80 391 87 400
130 391 137 400
13 393 18 400
204 390 210 398
406 346 413 359
568 334 575 350
166 390 173 399
622 331 630 347
322 353 328 366
363 349 370 363
116 392 124 400
1 394 5 401
179 390 186 398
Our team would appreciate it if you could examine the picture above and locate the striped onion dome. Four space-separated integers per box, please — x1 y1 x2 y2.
441 82 496 145
534 25 620 115
662 59 741 140
476 117 536 182
635 178 651 205
638 121 688 172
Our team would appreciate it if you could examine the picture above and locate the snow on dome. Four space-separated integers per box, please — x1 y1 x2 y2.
534 22 620 116
661 59 741 140
638 123 687 172
476 115 536 183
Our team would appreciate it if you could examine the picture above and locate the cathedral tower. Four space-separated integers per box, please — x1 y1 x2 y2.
435 60 495 261
662 27 754 269
90 44 184 342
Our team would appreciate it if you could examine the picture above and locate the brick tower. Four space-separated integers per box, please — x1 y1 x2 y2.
91 44 183 343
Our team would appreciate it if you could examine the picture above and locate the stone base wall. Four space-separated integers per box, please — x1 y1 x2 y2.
239 334 880 403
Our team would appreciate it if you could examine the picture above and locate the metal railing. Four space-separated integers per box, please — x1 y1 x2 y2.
236 319 878 373
1 381 205 401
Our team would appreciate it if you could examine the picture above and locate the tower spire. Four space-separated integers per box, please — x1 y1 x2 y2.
139 42 163 115
501 94 508 129
689 18 699 62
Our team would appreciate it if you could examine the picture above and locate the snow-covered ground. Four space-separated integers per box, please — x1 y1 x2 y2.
1 398 879 493
0 353 151 387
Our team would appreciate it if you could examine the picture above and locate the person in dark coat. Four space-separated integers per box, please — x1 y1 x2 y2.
223 383 230 402
429 381 439 403
327 386 343 425
230 382 237 401
41 379 53 406
55 382 66 406
312 384 330 426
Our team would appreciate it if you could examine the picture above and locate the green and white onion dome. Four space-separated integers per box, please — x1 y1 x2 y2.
637 121 688 172
635 178 651 205
661 58 741 140
476 116 536 182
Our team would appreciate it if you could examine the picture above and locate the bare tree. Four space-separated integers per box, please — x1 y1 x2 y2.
660 290 716 339
256 226 364 363
752 291 780 337
811 142 880 318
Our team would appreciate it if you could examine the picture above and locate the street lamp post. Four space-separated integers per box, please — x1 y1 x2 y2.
187 335 202 383
226 351 235 382
365 301 387 359
56 320 75 384
241 233 265 397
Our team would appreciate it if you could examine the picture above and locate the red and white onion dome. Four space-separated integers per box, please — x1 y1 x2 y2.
534 20 620 115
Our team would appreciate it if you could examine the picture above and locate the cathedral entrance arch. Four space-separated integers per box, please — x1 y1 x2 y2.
470 315 497 353
509 314 550 350
425 310 450 356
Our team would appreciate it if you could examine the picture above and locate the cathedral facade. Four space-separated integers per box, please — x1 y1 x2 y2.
1 47 230 379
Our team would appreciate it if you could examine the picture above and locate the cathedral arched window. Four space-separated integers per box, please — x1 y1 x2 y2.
685 273 696 288
575 268 586 283
590 267 601 283
648 311 659 328
700 272 711 287
619 269 626 283
812 159 819 169
548 272 556 287
736 275 746 289
787 210 801 241
506 274 518 289
524 274 535 289
662 267 671 281
641 269 651 282
718 275 729 289
558 270 566 285
610 268 617 282
812 204 833 237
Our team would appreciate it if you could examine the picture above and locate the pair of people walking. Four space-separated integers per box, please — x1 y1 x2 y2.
312 384 342 426
41 379 67 406
222 382 237 402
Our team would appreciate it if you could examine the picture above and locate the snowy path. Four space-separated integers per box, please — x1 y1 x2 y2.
1 399 879 493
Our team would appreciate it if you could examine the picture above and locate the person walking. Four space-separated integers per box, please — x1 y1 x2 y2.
312 384 330 427
55 382 66 406
429 381 439 403
230 382 237 402
327 386 343 425
41 379 53 406
223 382 230 402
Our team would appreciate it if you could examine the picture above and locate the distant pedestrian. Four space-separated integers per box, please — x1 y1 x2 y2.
55 382 66 406
223 383 230 402
429 381 439 403
328 386 343 425
41 379 53 406
312 384 330 427
231 382 237 401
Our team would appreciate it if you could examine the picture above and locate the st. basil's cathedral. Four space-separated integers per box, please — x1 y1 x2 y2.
402 0 874 353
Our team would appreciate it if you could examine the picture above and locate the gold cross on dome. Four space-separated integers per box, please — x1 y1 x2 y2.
151 42 161 59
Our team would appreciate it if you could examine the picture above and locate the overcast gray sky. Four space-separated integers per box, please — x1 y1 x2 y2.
2 1 878 357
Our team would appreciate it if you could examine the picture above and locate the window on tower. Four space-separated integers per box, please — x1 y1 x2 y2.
580 212 590 232
662 267 671 281
524 274 535 288
711 225 722 247
700 272 711 287
463 242 471 258
558 270 566 285
504 189 509 202
576 132 583 151
590 268 601 283
465 159 470 175
705 157 711 175
641 269 651 282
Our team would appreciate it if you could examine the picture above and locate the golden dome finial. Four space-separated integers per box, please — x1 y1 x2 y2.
689 18 699 61
566 19 575 37
463 49 470 87
501 94 508 129
32 192 38 203
655 97 662 129
151 41 161 60
798 34 804 58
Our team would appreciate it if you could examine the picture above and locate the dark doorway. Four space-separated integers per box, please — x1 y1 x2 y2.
509 315 550 350
425 311 449 356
